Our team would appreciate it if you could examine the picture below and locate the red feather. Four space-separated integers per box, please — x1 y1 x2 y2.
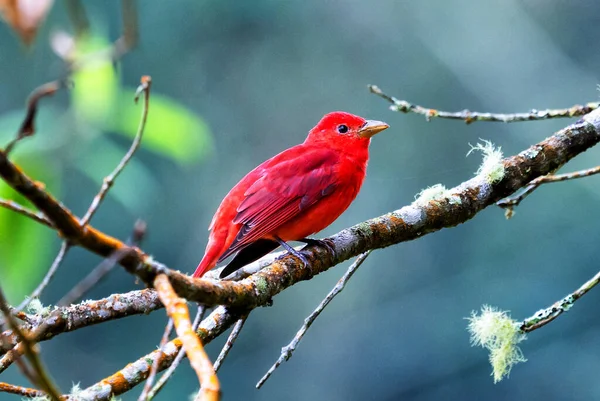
193 111 388 278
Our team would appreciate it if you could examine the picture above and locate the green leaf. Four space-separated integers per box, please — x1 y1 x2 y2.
0 156 59 303
71 36 119 126
111 90 213 164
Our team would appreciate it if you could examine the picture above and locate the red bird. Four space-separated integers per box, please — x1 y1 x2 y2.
193 111 389 279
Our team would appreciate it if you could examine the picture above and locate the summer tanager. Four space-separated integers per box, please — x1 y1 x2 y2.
193 111 389 278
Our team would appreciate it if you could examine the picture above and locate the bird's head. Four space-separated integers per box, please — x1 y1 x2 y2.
305 111 389 150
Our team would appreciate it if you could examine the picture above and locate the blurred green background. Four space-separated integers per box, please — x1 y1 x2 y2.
1 1 600 400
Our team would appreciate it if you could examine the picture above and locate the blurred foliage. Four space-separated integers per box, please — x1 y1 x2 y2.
0 31 212 301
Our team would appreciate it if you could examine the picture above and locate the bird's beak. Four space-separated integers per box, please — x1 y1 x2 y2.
358 120 389 138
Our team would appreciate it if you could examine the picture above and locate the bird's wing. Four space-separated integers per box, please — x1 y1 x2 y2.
216 147 339 263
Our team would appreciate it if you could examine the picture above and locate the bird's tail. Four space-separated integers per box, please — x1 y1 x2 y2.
192 247 220 278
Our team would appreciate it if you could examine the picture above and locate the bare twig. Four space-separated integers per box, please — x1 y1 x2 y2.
0 286 62 400
154 275 219 401
80 76 152 226
5 80 64 154
146 305 207 400
16 241 70 312
0 198 52 227
214 316 248 372
256 251 371 389
58 219 147 306
138 318 174 401
0 381 45 398
369 85 600 124
497 165 600 212
57 246 131 307
520 268 600 333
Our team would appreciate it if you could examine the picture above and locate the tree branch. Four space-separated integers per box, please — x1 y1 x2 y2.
519 268 600 333
257 251 371 388
154 275 219 401
369 85 600 123
0 198 52 227
0 286 62 400
71 305 246 401
497 165 600 211
0 289 162 370
213 316 248 372
0 381 45 398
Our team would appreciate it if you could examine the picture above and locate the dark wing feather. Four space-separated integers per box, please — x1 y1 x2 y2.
219 239 279 278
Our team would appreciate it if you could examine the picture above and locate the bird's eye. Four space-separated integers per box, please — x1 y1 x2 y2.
337 124 349 134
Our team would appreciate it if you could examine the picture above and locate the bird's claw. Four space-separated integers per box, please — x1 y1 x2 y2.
299 238 337 259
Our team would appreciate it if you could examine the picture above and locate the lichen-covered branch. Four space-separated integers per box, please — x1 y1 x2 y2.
0 289 162 370
0 381 45 398
0 285 62 400
519 268 600 333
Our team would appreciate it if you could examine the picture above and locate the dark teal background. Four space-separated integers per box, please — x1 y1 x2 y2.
1 1 599 400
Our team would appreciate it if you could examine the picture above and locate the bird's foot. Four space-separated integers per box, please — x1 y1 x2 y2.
275 236 312 272
298 237 336 258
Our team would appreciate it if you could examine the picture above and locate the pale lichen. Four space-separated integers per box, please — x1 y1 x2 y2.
467 140 505 184
412 183 448 206
467 305 527 383
25 298 52 317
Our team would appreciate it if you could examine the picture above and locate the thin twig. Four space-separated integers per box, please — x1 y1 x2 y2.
0 286 62 400
16 242 70 312
369 85 600 124
5 80 64 154
154 274 219 401
80 76 151 226
256 251 372 389
138 318 174 401
0 198 52 227
520 268 600 333
58 219 147 306
213 316 248 372
146 305 207 400
57 247 131 306
0 381 45 398
497 165 600 213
